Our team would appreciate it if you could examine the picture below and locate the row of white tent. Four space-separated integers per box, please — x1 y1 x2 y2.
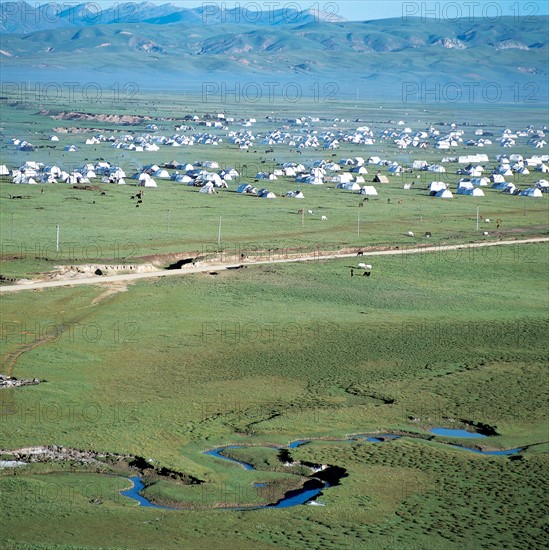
427 179 547 198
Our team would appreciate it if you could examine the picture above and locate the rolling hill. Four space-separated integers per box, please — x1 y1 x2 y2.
0 3 547 101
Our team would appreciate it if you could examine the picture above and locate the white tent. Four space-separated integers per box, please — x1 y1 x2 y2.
520 188 543 197
333 173 353 184
428 164 446 173
237 184 256 194
286 191 304 198
174 174 193 184
492 181 514 192
471 177 489 186
457 181 474 190
458 187 484 197
0 165 9 176
154 169 170 179
199 183 217 194
360 185 378 196
139 174 157 187
429 181 447 193
435 189 453 198
338 182 361 191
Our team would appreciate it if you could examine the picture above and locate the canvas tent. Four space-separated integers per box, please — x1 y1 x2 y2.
435 189 453 198
139 174 157 187
429 181 447 194
457 187 485 196
520 188 543 197
338 181 361 191
199 183 217 194
360 186 378 196
237 184 256 194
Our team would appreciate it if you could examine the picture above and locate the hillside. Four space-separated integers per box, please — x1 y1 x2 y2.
0 5 547 100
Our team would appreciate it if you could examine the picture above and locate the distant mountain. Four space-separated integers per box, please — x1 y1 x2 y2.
0 1 346 33
0 4 547 101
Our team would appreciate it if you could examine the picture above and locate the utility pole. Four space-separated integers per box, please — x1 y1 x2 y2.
56 224 60 252
217 216 222 249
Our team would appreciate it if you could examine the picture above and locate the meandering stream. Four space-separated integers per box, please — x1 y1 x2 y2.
119 430 522 510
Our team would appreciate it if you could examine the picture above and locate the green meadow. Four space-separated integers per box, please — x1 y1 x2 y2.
1 243 548 549
0 94 548 549
1 94 548 281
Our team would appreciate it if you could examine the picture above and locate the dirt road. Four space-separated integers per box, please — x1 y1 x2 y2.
1 237 547 293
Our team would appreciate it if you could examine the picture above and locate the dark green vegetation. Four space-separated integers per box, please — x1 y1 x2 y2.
1 241 548 549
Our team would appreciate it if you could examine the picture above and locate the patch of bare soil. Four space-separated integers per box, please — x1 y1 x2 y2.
90 281 129 306
47 111 153 125
41 264 158 282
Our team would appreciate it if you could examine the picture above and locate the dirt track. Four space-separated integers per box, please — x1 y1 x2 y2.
0 238 547 293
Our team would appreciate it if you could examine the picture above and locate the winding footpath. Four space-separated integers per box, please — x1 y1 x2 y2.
1 237 547 293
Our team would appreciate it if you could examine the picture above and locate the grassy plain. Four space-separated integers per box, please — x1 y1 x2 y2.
1 242 548 548
0 94 548 549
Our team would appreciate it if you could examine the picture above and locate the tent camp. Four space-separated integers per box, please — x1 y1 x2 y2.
435 189 453 198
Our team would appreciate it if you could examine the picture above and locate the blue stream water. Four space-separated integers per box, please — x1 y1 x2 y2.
431 428 487 438
120 430 521 509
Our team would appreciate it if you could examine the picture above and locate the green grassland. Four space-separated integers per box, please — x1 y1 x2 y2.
0 94 548 548
1 94 548 280
1 241 548 549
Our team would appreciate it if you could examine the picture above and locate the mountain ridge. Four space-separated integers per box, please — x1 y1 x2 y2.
0 4 547 100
